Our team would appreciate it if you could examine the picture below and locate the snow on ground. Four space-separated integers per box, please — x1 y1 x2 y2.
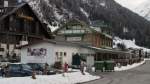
113 37 150 52
144 58 150 61
0 72 100 84
114 60 145 71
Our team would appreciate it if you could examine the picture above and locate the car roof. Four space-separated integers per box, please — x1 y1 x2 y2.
9 63 26 65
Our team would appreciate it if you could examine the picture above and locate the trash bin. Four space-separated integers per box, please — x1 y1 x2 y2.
105 61 115 71
94 61 104 71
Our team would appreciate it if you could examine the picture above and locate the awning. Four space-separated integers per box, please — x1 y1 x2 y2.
88 46 131 54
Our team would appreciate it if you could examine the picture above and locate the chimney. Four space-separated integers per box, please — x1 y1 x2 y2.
4 0 8 7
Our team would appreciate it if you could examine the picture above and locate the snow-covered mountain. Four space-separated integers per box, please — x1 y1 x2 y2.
12 0 150 48
135 0 150 21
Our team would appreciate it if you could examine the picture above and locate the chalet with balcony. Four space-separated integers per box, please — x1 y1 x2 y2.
0 1 51 61
54 19 113 49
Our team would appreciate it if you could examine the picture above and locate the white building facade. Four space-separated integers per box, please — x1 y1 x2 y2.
20 40 95 66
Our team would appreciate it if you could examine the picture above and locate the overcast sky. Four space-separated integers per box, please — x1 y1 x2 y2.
115 0 147 10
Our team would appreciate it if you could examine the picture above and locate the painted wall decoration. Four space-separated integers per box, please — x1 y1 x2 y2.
27 48 47 56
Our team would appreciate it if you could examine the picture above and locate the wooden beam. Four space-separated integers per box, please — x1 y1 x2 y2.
18 14 34 21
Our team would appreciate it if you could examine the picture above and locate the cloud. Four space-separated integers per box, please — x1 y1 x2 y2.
115 0 147 10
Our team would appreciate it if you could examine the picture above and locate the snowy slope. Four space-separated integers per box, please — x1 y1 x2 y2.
113 37 150 52
134 0 150 21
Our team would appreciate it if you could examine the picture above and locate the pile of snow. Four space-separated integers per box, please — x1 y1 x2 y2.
113 37 150 52
115 60 145 71
144 58 150 61
0 72 100 84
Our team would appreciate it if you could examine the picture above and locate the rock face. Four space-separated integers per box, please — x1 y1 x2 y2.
3 0 150 48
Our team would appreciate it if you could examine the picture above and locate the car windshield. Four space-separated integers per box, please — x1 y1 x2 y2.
38 63 51 70
28 63 43 69
22 64 32 70
10 64 21 71
38 63 45 68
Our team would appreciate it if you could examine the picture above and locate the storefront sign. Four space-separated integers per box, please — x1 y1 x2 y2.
67 37 82 41
27 48 47 57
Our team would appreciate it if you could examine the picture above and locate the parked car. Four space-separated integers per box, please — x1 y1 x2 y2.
27 63 56 75
0 67 2 76
8 63 33 77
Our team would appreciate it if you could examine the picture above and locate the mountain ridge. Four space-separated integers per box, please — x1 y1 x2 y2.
22 0 150 48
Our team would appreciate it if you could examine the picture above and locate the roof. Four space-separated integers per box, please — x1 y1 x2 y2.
18 39 130 54
0 2 51 38
0 3 26 21
17 39 90 49
53 19 112 39
88 46 131 54
53 19 88 33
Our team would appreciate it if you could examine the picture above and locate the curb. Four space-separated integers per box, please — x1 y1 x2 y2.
76 76 103 84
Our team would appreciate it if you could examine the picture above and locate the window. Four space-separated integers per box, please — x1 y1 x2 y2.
56 52 58 56
10 64 21 71
64 52 67 57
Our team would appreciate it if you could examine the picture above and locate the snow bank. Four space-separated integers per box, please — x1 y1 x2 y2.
113 37 150 52
114 60 145 71
144 58 150 61
0 72 100 84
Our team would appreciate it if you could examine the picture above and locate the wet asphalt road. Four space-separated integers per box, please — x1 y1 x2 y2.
83 60 150 84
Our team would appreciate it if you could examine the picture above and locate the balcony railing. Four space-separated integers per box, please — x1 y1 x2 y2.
58 30 85 35
0 6 14 17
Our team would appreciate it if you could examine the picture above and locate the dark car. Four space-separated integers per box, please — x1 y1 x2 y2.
0 68 2 76
8 63 32 77
27 63 56 75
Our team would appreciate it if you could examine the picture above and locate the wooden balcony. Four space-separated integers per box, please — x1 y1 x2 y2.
0 6 14 17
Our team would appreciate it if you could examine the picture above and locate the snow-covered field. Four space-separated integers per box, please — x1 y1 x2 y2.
0 72 100 84
113 37 150 52
114 60 145 71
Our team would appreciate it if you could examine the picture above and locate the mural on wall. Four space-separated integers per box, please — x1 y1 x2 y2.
27 48 47 56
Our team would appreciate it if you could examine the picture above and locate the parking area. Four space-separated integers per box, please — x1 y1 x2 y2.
83 60 150 84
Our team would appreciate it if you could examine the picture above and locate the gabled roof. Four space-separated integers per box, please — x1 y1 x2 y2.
0 2 51 38
53 19 88 33
0 3 26 21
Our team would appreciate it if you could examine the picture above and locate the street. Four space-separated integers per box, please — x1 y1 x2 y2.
83 60 150 84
